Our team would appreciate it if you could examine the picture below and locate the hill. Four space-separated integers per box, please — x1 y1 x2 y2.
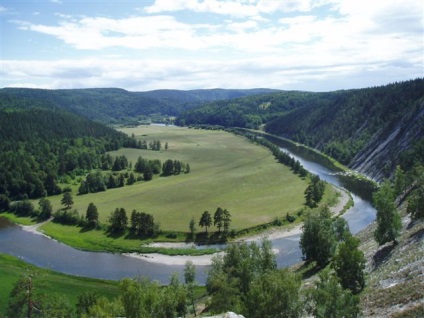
177 79 424 180
0 108 135 200
0 87 278 124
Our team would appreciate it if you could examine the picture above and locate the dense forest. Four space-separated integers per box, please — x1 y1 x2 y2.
0 87 278 124
0 108 135 201
177 79 424 180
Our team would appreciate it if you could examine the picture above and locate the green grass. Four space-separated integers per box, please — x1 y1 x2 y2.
41 126 309 232
0 212 38 225
0 253 120 316
39 222 219 255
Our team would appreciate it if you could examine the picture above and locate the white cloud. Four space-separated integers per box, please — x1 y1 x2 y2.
50 0 63 4
2 0 422 91
2 52 421 92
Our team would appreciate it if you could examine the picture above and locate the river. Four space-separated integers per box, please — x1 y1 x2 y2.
0 141 376 285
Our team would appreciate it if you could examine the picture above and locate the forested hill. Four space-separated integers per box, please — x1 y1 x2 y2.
0 87 278 123
265 79 424 180
0 108 127 143
0 108 135 201
176 79 424 181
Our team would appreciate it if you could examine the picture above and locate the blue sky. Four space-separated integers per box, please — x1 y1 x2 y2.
1 0 423 91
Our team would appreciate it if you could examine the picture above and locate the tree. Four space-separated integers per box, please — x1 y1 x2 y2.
373 180 401 245
184 261 197 316
306 269 360 318
407 165 424 220
189 217 196 239
61 191 73 209
185 163 191 173
0 194 10 212
109 207 128 233
213 207 224 233
127 172 136 185
86 202 99 227
223 208 231 235
143 165 153 181
331 235 366 294
246 269 302 318
300 207 336 267
38 197 52 220
199 211 212 235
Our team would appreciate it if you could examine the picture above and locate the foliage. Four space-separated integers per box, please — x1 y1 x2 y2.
305 174 326 207
246 269 302 318
108 208 128 234
206 238 278 314
38 198 53 220
0 108 137 202
331 235 366 294
6 270 74 318
199 211 212 235
373 180 402 245
300 207 336 267
61 191 74 209
264 79 424 173
130 210 159 238
407 165 424 220
306 268 361 318
86 202 99 227
0 87 276 124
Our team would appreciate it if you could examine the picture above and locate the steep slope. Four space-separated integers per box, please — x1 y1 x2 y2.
357 206 424 317
0 87 278 123
265 79 424 180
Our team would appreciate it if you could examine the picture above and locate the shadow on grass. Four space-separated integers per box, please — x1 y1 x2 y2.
407 227 424 244
295 261 324 279
372 243 396 271
191 232 229 245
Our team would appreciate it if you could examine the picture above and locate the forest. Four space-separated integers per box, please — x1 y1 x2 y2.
0 87 277 124
177 79 424 180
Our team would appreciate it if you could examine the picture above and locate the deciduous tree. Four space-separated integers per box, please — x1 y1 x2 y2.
373 180 401 245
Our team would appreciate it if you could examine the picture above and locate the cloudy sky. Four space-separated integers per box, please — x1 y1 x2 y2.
1 0 423 91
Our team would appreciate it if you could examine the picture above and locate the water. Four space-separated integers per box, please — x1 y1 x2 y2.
0 142 376 284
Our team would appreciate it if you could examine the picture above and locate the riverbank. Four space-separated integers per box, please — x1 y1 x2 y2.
124 187 351 266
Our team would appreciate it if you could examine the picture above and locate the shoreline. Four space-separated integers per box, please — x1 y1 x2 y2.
124 187 350 266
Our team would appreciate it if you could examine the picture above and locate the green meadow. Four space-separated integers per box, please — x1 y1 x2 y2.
43 126 308 233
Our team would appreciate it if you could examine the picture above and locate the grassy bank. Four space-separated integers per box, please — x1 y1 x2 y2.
0 253 120 316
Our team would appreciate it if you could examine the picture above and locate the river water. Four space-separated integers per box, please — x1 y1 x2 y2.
0 142 376 284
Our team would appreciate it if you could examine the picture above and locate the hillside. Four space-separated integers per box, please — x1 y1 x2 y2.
357 204 423 317
0 87 278 124
0 108 135 200
177 79 424 181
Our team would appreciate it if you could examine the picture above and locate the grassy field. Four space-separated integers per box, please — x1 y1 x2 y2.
0 253 120 316
42 126 309 232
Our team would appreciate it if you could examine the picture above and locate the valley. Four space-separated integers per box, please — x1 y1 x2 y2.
0 80 422 317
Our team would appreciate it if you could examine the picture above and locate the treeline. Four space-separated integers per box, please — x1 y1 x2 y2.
236 130 308 178
175 90 322 129
0 87 276 124
78 156 190 195
0 109 138 201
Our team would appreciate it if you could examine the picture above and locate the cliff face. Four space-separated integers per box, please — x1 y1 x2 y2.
350 100 424 181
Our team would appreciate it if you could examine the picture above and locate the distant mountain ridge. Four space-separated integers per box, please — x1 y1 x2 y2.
0 87 279 123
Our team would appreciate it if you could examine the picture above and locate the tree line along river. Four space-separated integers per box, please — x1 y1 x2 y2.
0 137 376 285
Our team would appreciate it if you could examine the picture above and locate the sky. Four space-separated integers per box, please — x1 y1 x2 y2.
1 0 423 92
